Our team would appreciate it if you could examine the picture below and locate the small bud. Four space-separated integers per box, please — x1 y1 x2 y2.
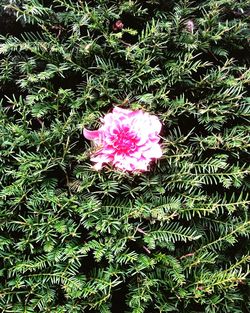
185 20 195 34
84 43 92 53
112 20 124 31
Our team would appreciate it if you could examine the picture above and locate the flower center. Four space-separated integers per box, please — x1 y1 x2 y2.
111 126 138 154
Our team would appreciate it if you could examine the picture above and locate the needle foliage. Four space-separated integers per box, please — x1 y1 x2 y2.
0 0 250 312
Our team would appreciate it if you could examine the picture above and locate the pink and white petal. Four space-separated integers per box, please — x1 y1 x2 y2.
121 162 134 171
113 106 132 116
148 134 160 143
130 150 143 159
129 109 143 120
133 158 149 171
83 128 100 141
143 144 162 159
108 119 122 135
117 158 135 171
136 161 148 171
113 153 126 164
104 136 116 145
93 162 103 171
91 154 112 163
102 113 115 125
136 131 151 146
149 115 162 133
114 162 127 171
138 140 154 151
101 146 116 154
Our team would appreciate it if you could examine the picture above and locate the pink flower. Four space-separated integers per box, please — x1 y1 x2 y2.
84 107 162 171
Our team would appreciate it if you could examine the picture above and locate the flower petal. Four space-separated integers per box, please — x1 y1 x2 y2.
93 163 103 171
143 144 162 159
113 106 132 115
83 128 100 141
149 115 162 134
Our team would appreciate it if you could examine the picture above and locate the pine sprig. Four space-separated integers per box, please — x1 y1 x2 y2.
0 0 249 312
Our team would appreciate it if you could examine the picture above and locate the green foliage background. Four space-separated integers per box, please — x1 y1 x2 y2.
0 0 250 312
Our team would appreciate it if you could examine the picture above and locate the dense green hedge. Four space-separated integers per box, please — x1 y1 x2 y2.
0 0 250 312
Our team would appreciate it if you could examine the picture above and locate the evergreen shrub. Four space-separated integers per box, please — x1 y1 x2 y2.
0 0 250 312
